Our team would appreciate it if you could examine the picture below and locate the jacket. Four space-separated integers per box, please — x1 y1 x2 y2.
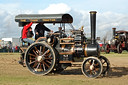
22 22 33 39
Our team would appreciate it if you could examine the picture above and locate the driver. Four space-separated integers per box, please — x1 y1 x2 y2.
54 27 67 38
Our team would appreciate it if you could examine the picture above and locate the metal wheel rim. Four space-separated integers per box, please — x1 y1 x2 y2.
117 44 122 53
82 57 103 78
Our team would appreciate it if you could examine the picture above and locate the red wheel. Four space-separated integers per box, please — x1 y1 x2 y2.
105 44 110 54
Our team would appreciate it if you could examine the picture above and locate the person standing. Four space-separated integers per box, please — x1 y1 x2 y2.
22 22 34 44
34 23 52 40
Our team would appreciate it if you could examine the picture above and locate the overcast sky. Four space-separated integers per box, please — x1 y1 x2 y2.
0 0 128 40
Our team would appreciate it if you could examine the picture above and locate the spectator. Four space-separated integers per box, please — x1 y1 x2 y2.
12 46 15 53
15 45 18 51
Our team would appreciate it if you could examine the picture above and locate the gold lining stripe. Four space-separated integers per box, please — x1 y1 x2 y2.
42 19 56 21
30 19 38 22
59 61 72 63
59 52 74 55
20 19 26 22
84 44 87 57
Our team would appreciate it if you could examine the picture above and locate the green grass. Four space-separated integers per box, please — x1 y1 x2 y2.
101 51 128 57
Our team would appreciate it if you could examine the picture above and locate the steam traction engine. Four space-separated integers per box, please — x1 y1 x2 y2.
105 28 128 53
15 11 110 78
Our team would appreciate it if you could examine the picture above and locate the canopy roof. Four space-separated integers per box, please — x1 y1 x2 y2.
15 14 73 23
116 30 128 34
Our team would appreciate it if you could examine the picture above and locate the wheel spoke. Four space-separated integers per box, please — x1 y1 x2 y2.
29 60 36 65
45 52 51 57
33 61 38 68
42 61 50 68
41 49 50 57
34 46 39 54
39 46 42 55
102 61 106 64
45 57 53 60
92 71 97 75
86 69 90 72
88 60 92 65
30 58 35 60
33 50 38 56
46 60 51 64
84 64 90 70
94 63 99 66
29 53 36 57
42 62 46 71
89 71 92 75
45 53 51 58
94 68 99 71
36 63 40 70
39 63 42 69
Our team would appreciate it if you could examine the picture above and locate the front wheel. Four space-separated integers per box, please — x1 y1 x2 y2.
81 57 103 78
25 41 56 75
105 44 110 54
117 44 122 53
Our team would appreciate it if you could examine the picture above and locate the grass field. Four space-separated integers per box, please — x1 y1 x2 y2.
0 52 128 85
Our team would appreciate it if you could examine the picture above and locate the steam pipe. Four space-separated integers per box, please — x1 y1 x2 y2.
90 11 97 44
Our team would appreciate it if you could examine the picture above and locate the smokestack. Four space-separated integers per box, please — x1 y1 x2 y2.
90 11 97 44
112 28 116 39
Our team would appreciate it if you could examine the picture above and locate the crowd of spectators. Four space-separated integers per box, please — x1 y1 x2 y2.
0 45 20 53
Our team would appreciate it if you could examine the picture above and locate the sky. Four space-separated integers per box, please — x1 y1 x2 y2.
0 0 128 40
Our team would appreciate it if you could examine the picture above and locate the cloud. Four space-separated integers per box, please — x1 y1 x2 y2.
0 3 128 41
0 8 33 38
70 10 128 40
95 12 128 40
0 3 20 13
38 3 71 14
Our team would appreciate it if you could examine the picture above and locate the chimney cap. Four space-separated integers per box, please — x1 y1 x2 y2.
112 28 116 30
90 11 97 14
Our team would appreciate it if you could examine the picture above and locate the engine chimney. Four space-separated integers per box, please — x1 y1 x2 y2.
84 11 100 57
90 11 97 44
112 28 116 39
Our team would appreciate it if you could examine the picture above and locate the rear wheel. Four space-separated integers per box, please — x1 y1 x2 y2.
99 56 110 76
25 41 56 75
81 57 103 78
